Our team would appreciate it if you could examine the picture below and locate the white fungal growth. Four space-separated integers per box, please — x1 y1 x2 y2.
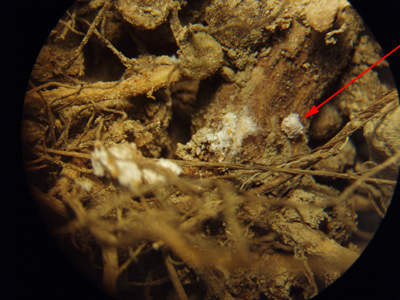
207 112 258 161
205 112 236 153
233 114 258 148
177 111 258 162
281 113 304 139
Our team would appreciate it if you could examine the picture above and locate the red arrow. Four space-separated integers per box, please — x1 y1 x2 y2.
304 45 400 118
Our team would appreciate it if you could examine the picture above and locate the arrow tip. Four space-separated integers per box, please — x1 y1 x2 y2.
304 106 319 118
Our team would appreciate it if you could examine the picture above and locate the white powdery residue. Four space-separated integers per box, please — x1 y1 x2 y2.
205 129 218 142
204 130 217 142
202 128 218 152
208 131 227 154
216 128 232 148
232 115 258 148
205 112 258 159
115 160 142 188
281 113 304 139
142 169 166 185
222 112 238 130
156 159 183 176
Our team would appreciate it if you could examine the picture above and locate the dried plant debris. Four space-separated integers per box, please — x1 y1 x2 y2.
115 0 174 30
22 0 399 299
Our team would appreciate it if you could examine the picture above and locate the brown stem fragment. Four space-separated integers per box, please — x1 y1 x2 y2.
164 254 188 300
61 0 112 73
102 245 119 298
25 63 182 111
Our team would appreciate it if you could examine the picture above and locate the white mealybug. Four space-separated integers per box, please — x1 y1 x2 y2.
281 113 304 139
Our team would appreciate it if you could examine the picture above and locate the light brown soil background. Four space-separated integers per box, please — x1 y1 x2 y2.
22 1 400 299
